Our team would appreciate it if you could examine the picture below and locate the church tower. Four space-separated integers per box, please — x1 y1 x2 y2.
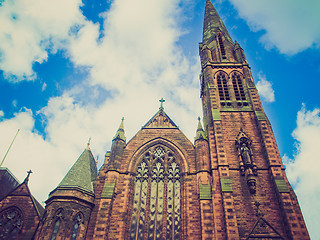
198 0 309 239
27 1 310 240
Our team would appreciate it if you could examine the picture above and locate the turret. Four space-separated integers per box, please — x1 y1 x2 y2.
36 145 97 240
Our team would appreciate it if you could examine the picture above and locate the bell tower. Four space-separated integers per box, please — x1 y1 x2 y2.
200 0 309 239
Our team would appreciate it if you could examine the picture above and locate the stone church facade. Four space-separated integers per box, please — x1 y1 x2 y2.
0 0 310 239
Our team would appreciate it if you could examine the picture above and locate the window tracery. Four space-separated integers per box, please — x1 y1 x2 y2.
130 146 181 240
217 72 230 101
232 73 246 101
0 207 23 240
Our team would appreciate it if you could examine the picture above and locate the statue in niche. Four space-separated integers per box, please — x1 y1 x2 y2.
235 128 257 193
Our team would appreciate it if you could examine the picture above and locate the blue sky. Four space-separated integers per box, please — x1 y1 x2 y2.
1 0 320 238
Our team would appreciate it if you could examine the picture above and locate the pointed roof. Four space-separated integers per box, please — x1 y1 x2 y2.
203 0 232 44
113 117 126 142
0 172 44 218
143 108 178 129
57 147 97 194
195 117 207 141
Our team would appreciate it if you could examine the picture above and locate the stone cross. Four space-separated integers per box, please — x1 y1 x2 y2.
159 98 165 110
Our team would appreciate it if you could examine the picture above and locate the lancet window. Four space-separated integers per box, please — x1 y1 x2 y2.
51 208 64 240
217 72 230 101
130 146 181 240
0 207 23 240
232 73 246 101
71 212 83 240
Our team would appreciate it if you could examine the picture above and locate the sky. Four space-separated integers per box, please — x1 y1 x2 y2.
0 0 320 238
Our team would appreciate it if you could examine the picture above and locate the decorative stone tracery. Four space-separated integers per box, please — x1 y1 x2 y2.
130 145 181 240
0 207 23 240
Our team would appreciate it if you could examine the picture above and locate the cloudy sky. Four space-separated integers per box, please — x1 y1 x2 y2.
1 0 320 238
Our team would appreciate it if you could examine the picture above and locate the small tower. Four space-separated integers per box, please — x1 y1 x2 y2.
35 145 97 240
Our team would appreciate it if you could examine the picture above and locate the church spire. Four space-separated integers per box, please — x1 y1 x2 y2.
203 0 232 44
112 117 126 142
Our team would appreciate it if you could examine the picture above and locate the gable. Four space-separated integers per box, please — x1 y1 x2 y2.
0 182 44 218
143 109 178 128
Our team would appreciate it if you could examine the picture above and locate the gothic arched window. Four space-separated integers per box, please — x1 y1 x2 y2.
130 146 181 240
71 212 83 240
51 208 64 240
232 73 246 101
0 207 23 240
217 72 230 101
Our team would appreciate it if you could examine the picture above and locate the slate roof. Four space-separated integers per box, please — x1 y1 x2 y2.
57 147 97 194
0 167 20 199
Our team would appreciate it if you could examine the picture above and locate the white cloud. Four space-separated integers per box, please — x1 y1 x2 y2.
284 105 320 239
0 0 201 205
255 72 275 102
41 82 47 91
228 0 320 54
0 0 85 80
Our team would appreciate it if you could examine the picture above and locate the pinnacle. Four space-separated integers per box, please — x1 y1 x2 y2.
195 117 207 141
113 117 126 142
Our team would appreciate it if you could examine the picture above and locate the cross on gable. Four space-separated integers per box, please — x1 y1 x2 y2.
159 98 165 110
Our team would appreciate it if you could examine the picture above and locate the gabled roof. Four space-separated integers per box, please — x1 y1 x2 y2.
203 0 233 44
57 147 97 194
143 108 178 129
0 178 44 218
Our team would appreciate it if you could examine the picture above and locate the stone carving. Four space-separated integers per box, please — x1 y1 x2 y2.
236 128 257 193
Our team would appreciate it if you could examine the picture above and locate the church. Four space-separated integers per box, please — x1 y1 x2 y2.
0 1 310 239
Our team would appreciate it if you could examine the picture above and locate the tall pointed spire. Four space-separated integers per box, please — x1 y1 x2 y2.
203 0 232 44
113 117 126 142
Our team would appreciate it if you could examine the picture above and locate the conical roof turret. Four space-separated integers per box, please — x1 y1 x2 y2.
57 145 97 194
203 0 232 44
112 117 126 142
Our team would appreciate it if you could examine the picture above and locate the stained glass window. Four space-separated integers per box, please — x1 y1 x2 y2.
0 207 23 240
130 146 181 240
